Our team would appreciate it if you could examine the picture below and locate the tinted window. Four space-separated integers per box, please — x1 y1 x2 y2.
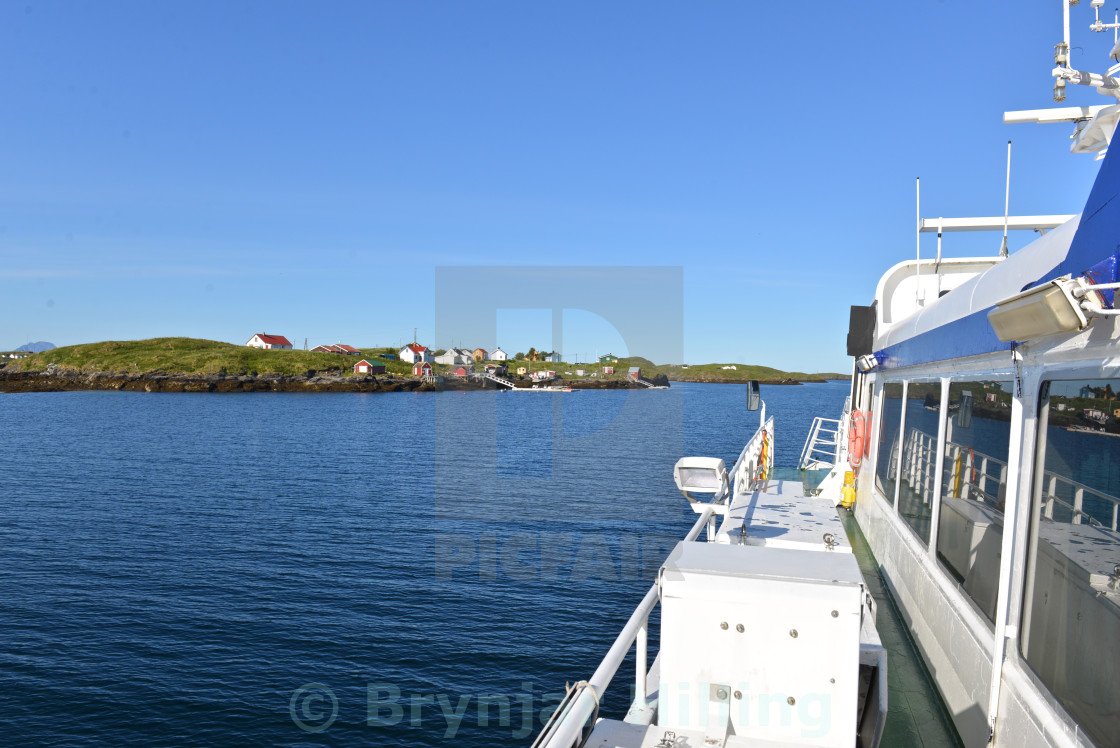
935 380 1013 623
875 382 904 502
896 382 941 545
1021 379 1120 745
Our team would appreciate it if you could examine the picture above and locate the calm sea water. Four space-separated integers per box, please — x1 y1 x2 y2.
0 381 850 746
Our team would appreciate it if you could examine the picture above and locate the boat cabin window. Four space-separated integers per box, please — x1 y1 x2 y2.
935 380 1013 625
1020 379 1120 747
896 382 941 545
875 382 905 505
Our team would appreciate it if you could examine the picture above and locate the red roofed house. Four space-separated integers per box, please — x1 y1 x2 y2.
353 359 386 375
472 348 488 362
451 366 473 377
399 344 433 364
413 362 433 377
246 333 293 349
312 343 362 355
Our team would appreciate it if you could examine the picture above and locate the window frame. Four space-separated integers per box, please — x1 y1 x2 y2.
1012 366 1120 746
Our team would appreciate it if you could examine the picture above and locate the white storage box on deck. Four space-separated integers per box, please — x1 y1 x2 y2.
658 541 866 746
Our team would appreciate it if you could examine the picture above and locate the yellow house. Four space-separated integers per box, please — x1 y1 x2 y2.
517 366 528 376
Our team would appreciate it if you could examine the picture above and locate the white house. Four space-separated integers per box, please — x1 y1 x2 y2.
1085 408 1108 424
399 344 432 364
491 347 508 361
435 348 473 366
246 333 293 349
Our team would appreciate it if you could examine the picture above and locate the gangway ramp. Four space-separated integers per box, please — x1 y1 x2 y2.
477 372 516 389
634 377 668 389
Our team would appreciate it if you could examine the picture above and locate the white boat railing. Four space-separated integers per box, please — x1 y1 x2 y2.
943 441 1009 506
899 427 940 506
731 417 775 494
798 416 842 470
531 507 715 748
897 426 1120 531
1041 472 1120 531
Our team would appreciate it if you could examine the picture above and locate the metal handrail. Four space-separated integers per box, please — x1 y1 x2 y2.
731 417 775 494
899 427 1120 531
1041 472 1120 530
799 416 842 470
532 507 714 748
477 371 516 389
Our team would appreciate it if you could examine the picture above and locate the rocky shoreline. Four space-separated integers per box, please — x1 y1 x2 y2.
0 368 657 394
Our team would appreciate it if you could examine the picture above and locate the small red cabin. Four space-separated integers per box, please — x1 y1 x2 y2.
354 359 385 375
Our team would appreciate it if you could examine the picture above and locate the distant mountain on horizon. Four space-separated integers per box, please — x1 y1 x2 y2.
15 341 55 353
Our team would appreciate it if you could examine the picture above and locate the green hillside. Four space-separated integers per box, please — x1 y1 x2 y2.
3 338 415 376
2 338 848 382
608 357 846 382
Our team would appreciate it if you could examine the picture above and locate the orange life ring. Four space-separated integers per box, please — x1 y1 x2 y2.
848 410 866 471
863 412 873 458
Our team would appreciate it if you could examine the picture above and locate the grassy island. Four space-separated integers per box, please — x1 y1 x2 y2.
3 338 415 377
0 337 847 386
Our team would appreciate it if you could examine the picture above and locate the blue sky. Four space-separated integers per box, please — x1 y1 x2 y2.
1 1 1113 371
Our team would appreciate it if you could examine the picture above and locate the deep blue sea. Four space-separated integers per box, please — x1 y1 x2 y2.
0 381 850 746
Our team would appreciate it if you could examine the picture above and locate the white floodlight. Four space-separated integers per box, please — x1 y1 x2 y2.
987 276 1089 341
673 457 729 504
855 354 878 373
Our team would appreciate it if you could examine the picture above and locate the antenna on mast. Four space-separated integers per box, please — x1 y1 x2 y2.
1000 141 1012 258
915 177 922 304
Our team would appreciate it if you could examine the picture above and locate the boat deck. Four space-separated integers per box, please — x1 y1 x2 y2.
783 468 963 746
582 469 963 748
833 498 963 745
